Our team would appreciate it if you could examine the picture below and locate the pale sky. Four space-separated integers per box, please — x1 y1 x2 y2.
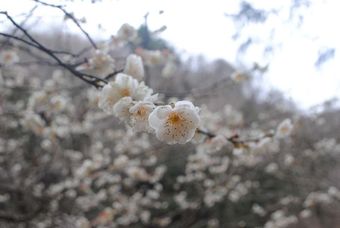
1 0 339 110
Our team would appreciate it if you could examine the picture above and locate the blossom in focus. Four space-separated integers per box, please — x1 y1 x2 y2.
275 119 293 138
129 101 155 132
133 81 157 102
124 54 144 81
149 101 200 144
98 73 153 114
0 50 19 66
76 50 115 77
117 23 137 42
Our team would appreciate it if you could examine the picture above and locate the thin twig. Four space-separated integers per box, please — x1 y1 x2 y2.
197 128 274 148
0 5 38 49
33 0 98 49
0 11 107 88
104 69 124 80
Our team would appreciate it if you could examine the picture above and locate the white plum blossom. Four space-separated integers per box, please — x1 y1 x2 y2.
113 96 133 121
275 119 293 138
224 105 243 127
98 79 130 114
133 81 156 102
304 192 332 207
196 134 228 154
50 95 67 112
98 73 153 114
265 162 279 174
230 71 249 83
284 154 295 166
252 204 266 216
126 166 150 181
124 54 144 81
161 60 177 78
21 112 45 135
129 101 155 132
27 91 48 112
137 49 164 66
76 50 115 77
191 130 207 144
91 207 114 226
117 23 137 42
0 50 19 66
113 155 129 169
149 101 200 144
87 88 100 107
328 186 340 199
300 209 312 218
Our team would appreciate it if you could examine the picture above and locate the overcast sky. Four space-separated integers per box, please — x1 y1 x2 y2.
1 0 339 110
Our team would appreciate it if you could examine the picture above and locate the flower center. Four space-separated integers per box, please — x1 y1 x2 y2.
136 107 147 117
120 88 131 97
167 112 182 125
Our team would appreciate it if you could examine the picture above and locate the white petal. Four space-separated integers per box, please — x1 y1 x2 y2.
124 54 144 81
148 105 171 129
175 100 195 109
133 82 153 101
98 83 120 113
113 97 133 121
129 101 155 132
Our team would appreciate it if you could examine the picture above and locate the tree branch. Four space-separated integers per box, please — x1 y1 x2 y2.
33 0 98 49
0 11 107 88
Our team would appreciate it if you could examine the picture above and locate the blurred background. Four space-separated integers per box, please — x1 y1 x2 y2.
2 0 339 109
1 0 340 228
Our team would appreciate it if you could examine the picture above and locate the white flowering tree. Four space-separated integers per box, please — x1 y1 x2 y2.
0 1 340 227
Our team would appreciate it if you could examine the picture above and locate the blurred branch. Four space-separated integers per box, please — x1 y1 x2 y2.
2 41 73 66
33 0 98 49
197 128 274 149
3 38 79 59
0 5 38 50
0 11 107 88
104 69 124 80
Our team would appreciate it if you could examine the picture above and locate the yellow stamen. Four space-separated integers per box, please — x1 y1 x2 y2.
136 107 147 117
120 88 131 97
167 112 181 125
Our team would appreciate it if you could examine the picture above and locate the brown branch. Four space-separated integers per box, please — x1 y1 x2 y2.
0 5 38 50
33 0 98 49
197 128 274 148
0 11 107 88
104 69 124 80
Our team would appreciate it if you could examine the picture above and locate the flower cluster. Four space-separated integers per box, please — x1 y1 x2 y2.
76 50 115 77
97 55 201 144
